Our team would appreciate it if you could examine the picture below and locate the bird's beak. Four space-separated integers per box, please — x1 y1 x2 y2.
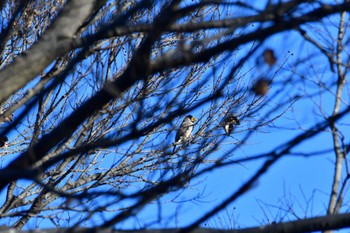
191 117 196 122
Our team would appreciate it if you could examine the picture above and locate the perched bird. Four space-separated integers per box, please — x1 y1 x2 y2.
173 115 196 152
222 114 240 136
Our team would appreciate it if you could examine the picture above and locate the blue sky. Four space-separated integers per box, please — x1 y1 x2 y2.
111 9 350 229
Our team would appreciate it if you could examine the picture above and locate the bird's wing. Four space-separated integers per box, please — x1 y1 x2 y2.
181 117 193 127
175 128 182 142
184 125 193 138
176 118 194 141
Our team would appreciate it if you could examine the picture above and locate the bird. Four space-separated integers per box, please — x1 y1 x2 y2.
173 115 196 152
222 114 240 136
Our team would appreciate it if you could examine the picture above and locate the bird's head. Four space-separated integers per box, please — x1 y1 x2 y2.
228 114 240 125
187 115 196 123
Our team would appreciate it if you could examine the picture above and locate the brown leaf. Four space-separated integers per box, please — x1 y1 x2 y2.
252 78 270 96
263 49 277 66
